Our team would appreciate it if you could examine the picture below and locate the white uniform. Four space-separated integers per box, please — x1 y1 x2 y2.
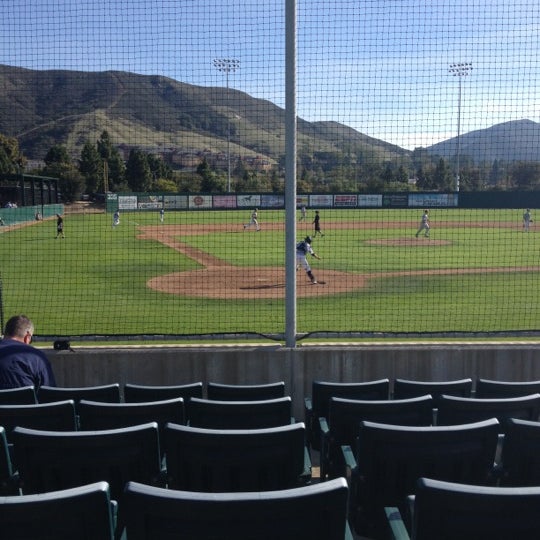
296 238 318 283
415 211 430 237
244 210 260 231
113 211 120 227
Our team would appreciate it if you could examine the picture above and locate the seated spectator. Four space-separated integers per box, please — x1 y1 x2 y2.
0 315 56 389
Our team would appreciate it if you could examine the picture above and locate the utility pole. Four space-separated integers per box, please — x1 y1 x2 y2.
449 62 473 192
213 58 240 193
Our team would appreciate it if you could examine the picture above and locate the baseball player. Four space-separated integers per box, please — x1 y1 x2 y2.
296 235 321 284
159 208 165 223
313 210 324 237
112 210 120 227
243 208 261 231
523 209 533 232
415 209 430 238
299 205 307 222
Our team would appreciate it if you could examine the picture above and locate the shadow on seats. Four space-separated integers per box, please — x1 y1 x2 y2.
0 481 116 540
392 378 473 404
498 418 540 486
305 379 390 451
0 400 77 441
164 422 311 491
207 381 285 401
343 418 500 539
188 397 292 429
124 477 353 540
0 386 37 405
436 393 540 432
38 384 121 410
475 378 540 399
320 394 434 480
386 477 540 540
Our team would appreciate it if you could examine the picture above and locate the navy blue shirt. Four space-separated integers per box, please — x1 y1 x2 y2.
0 338 56 389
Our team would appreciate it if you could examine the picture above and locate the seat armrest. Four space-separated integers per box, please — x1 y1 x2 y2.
384 507 411 540
341 444 357 482
300 445 312 483
319 417 330 478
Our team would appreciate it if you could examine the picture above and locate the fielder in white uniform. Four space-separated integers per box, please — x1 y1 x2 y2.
415 209 430 238
296 236 321 284
243 208 260 231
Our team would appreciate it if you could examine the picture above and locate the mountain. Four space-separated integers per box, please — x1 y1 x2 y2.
0 64 406 165
426 119 540 163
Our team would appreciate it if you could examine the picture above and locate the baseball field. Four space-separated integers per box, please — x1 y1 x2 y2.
1 207 539 338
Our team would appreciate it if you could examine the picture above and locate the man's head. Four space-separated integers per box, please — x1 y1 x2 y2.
305 236 312 244
4 315 34 344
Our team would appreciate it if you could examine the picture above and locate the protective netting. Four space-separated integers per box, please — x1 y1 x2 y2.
0 1 539 340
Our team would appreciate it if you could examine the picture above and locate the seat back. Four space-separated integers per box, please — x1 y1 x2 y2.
207 381 285 401
475 378 540 399
0 386 37 404
499 418 540 486
164 422 308 491
307 379 390 450
188 397 292 429
436 393 540 431
124 478 351 540
0 481 115 540
78 398 186 432
393 378 472 403
410 477 540 540
322 395 434 479
12 422 161 501
38 384 121 408
0 426 18 495
353 418 499 538
0 400 77 440
124 382 203 403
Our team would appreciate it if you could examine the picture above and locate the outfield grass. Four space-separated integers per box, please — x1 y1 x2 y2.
1 207 539 338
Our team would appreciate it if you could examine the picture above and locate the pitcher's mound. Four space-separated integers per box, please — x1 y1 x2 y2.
148 267 367 299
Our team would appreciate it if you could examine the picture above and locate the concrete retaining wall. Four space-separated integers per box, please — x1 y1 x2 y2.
48 344 540 419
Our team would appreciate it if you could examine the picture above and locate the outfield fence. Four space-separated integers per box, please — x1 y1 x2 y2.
2 1 540 342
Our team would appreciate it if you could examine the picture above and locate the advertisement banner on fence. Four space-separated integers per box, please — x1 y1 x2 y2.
237 194 261 208
189 195 213 209
334 194 357 207
309 194 333 207
138 195 162 210
163 195 188 209
261 194 285 208
213 195 237 209
357 194 383 207
118 195 138 210
382 194 409 207
409 193 459 207
296 195 309 207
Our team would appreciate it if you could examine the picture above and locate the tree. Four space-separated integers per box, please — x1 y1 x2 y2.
196 158 224 192
511 162 540 190
0 134 25 174
432 158 453 191
125 149 152 192
96 131 125 191
42 145 84 202
79 141 103 194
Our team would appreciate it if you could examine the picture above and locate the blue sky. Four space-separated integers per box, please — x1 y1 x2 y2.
1 0 539 150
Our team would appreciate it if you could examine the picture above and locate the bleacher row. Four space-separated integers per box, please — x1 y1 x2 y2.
2 378 540 539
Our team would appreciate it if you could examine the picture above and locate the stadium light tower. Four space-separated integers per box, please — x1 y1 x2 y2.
449 62 472 192
213 58 240 193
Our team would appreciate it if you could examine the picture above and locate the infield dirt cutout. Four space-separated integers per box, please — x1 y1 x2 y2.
139 221 529 300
